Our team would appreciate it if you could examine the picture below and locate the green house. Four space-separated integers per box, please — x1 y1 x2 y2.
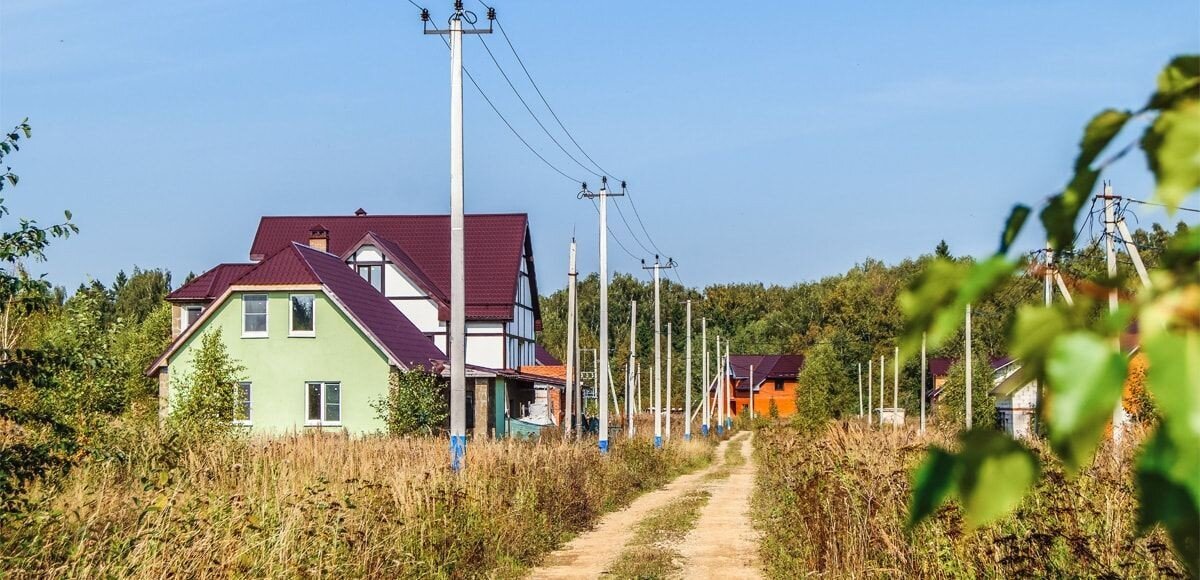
148 243 444 434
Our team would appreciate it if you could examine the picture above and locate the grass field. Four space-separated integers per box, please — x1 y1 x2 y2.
1 411 713 578
751 421 1187 578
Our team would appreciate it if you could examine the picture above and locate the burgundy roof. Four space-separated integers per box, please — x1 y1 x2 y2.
166 263 256 302
249 213 537 322
534 344 562 366
148 244 444 374
289 243 444 369
728 354 805 391
928 357 953 377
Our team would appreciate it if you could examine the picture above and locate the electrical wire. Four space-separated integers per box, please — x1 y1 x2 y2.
1126 197 1200 214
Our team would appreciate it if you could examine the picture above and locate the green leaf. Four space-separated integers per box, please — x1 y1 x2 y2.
1009 305 1068 384
908 447 960 528
899 256 1015 360
1135 424 1199 573
1044 332 1128 471
955 429 1040 528
1146 55 1200 111
1143 330 1200 467
1075 109 1132 172
64 210 72 221
1142 100 1200 212
1040 167 1099 250
998 204 1031 254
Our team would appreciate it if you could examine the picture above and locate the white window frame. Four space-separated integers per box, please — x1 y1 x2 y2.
289 293 316 337
234 381 253 425
181 305 204 332
305 381 342 426
241 294 269 338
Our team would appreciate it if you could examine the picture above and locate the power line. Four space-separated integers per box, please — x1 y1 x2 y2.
474 33 603 179
1126 197 1200 214
434 34 584 183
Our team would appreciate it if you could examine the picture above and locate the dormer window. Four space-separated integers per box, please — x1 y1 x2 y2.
181 305 203 331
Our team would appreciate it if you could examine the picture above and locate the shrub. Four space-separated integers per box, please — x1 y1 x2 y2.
167 330 245 437
371 367 447 436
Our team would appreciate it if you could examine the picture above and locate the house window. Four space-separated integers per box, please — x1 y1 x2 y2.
290 294 315 336
242 294 268 337
181 305 203 331
306 382 341 425
235 382 252 425
774 379 785 391
357 265 383 292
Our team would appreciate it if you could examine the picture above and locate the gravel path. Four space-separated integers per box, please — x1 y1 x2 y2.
526 434 746 580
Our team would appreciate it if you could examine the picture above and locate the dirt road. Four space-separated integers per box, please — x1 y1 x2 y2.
526 432 761 579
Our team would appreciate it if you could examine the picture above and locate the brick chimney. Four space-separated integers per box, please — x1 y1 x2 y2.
308 225 329 252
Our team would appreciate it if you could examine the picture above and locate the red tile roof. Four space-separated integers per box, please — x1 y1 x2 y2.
166 263 256 302
728 354 805 391
249 213 539 323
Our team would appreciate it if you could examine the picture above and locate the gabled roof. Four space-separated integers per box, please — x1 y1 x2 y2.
341 231 448 304
534 344 562 366
166 263 256 303
727 354 805 391
249 213 539 323
148 243 443 374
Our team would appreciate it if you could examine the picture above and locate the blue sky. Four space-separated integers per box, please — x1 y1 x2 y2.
1 0 1197 292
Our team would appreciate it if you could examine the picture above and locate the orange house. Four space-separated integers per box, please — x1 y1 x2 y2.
722 354 805 418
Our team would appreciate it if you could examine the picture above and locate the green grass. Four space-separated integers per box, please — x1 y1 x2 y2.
605 489 712 579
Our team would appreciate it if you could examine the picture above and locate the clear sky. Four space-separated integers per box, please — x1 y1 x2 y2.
2 1 1198 292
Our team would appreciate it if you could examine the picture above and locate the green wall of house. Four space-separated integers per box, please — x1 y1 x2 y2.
167 290 393 435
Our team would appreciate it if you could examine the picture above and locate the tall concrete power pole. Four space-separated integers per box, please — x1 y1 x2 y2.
565 239 577 438
701 318 709 436
685 301 693 440
627 301 637 438
580 178 623 452
423 3 492 471
666 322 673 441
966 303 973 430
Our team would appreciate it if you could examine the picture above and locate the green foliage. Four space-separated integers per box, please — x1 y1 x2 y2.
793 341 845 430
372 367 448 436
934 354 997 430
113 267 171 324
904 55 1200 571
908 429 1040 529
168 330 246 436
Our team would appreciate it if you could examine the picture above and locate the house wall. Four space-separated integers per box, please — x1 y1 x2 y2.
505 251 537 369
728 378 799 417
166 291 393 435
349 244 521 371
997 380 1037 438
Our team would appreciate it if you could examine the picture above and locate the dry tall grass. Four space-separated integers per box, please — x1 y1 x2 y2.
752 420 1186 578
2 416 713 578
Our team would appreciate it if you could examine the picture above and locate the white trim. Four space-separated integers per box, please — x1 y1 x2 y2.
304 381 342 426
180 305 203 332
289 293 317 337
241 293 269 338
234 381 253 425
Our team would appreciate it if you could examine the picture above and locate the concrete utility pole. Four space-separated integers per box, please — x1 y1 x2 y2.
879 354 885 426
423 3 492 471
868 358 873 426
893 346 899 429
716 336 725 434
580 178 623 452
1102 183 1128 442
749 364 756 420
644 258 663 447
701 318 709 436
858 362 864 418
965 303 973 430
666 322 673 441
725 341 733 430
565 240 577 438
628 300 637 438
920 332 927 434
685 302 693 440
574 294 582 433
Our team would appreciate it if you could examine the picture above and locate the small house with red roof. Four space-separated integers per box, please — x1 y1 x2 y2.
722 354 806 418
151 210 557 437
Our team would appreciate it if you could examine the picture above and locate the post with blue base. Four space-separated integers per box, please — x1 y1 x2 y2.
450 435 467 472
655 436 662 448
702 425 710 436
717 425 725 436
598 439 609 454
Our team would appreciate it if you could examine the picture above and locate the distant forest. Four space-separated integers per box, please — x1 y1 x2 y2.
536 221 1192 413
